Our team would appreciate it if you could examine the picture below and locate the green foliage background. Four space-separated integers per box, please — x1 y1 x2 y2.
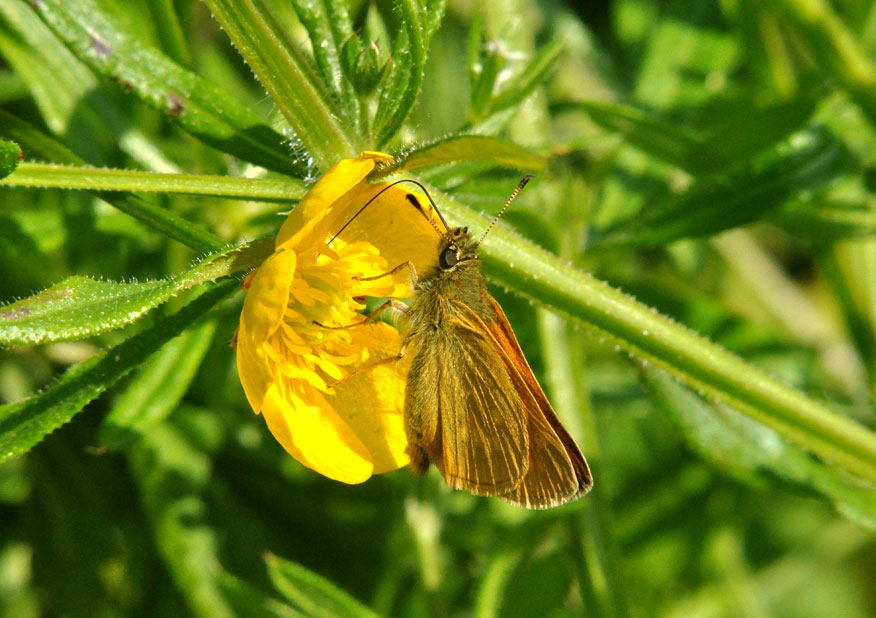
1 0 876 616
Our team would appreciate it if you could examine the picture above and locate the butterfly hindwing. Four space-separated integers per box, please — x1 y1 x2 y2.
404 308 529 494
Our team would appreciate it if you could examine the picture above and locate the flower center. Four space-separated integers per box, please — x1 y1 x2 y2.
270 237 405 392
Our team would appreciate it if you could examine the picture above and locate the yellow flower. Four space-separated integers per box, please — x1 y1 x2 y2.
235 151 444 484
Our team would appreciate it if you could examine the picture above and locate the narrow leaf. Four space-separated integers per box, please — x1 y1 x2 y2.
602 127 851 247
775 0 876 128
643 365 876 531
0 1 98 139
98 316 218 450
129 418 237 618
30 0 304 176
0 238 271 346
0 139 20 178
288 0 358 126
774 197 876 240
219 572 305 618
372 135 546 178
374 0 439 147
266 554 380 618
487 38 565 115
571 99 702 171
574 94 820 175
0 282 236 463
3 162 306 202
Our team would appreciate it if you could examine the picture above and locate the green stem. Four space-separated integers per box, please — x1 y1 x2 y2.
0 108 224 253
3 162 306 202
436 196 876 486
538 311 627 618
203 0 360 170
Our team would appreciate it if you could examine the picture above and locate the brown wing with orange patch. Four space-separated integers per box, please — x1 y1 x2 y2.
483 296 592 508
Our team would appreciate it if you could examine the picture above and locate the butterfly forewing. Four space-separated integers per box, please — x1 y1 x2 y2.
485 296 593 501
451 298 587 508
405 305 529 495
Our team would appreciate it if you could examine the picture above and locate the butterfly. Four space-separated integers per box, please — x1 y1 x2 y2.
333 177 592 508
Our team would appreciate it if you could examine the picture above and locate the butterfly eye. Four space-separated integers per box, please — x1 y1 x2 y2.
439 245 459 269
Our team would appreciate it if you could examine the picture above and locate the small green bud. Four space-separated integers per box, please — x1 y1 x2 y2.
341 36 388 97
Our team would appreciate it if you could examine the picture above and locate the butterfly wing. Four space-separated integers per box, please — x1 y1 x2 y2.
483 296 593 508
405 307 530 495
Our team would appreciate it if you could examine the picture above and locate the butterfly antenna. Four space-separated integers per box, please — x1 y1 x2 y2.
478 175 532 245
328 179 448 244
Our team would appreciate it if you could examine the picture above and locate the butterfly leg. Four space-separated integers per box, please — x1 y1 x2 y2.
354 261 418 291
326 340 409 388
313 298 408 330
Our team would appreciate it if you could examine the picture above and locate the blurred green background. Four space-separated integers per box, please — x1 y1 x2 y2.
2 0 876 616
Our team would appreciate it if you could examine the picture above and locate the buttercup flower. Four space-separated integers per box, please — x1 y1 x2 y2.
235 152 445 483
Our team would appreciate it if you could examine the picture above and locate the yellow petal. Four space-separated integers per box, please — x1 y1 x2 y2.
276 151 393 251
236 338 272 417
332 182 445 284
260 382 375 483
328 326 412 473
240 249 297 343
237 250 297 414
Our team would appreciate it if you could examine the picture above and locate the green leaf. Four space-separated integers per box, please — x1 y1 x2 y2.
487 38 565 116
2 162 306 202
372 135 546 178
774 0 876 128
774 196 876 240
289 0 359 127
129 417 236 618
0 108 225 252
266 553 380 618
0 282 236 463
570 99 702 171
574 94 820 175
202 0 358 170
0 1 100 142
219 572 305 618
374 0 443 147
30 0 304 176
0 238 271 346
145 0 190 67
0 139 20 178
98 316 218 450
602 127 852 247
643 366 876 531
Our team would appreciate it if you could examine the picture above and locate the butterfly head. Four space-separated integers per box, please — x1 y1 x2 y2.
438 227 479 272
